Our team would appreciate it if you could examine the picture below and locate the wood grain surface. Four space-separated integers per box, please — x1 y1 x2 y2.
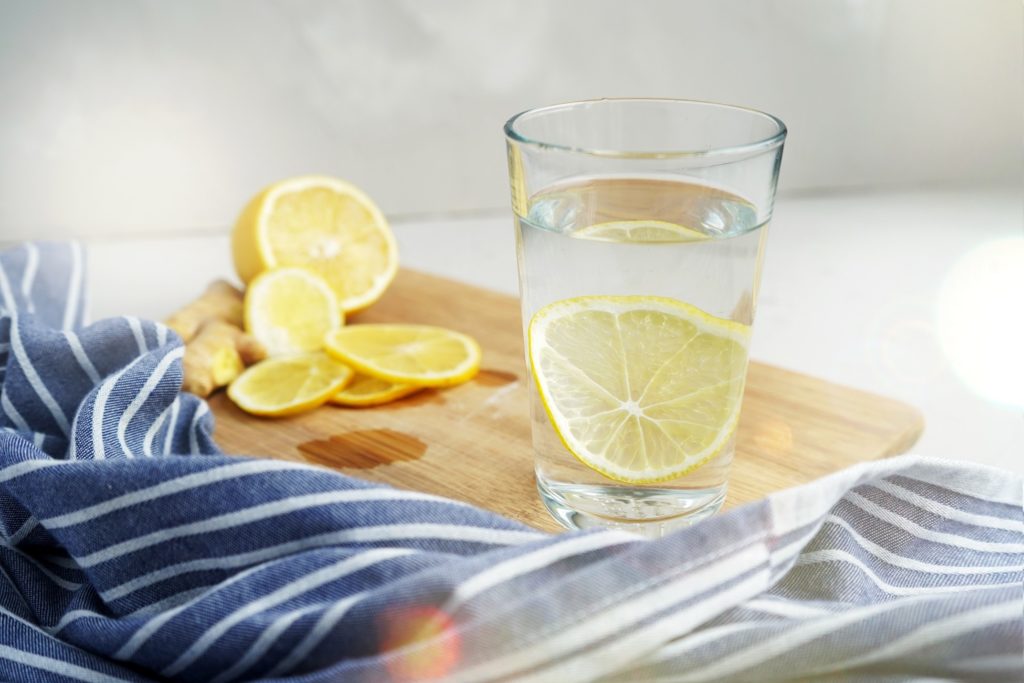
209 269 924 533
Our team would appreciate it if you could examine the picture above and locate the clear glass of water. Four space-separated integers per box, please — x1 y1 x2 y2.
504 99 786 537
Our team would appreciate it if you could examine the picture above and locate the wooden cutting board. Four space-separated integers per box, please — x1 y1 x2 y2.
209 269 924 533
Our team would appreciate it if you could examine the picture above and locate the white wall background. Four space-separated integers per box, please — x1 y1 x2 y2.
0 0 1020 241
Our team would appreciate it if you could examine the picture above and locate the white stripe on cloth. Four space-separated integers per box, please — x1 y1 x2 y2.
67 406 83 460
263 592 367 678
517 567 771 683
62 242 83 331
845 492 1024 553
123 317 148 356
741 598 834 619
868 480 1024 532
209 603 325 683
164 396 181 454
0 541 81 592
1 392 31 433
142 407 170 458
768 456 1024 540
111 549 354 659
0 643 132 683
162 549 414 676
115 347 184 457
90 353 153 460
443 531 638 614
9 320 70 436
155 324 168 348
100 523 456 602
0 263 16 314
797 599 1022 678
42 459 314 529
646 622 764 665
906 460 1024 508
0 459 60 483
2 605 80 645
77 494 528 569
7 517 38 546
821 514 1024 575
657 591 999 682
187 401 207 454
63 332 102 385
793 550 1016 595
19 243 38 314
444 540 767 683
51 586 211 636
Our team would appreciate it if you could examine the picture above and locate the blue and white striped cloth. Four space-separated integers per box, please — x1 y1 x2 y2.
0 241 1020 682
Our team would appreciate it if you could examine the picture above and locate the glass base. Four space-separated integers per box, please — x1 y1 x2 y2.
537 473 726 538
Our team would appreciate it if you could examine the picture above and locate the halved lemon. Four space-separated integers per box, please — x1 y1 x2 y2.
329 374 421 407
529 296 750 484
575 220 707 243
227 352 354 417
324 325 481 387
244 267 342 356
232 175 398 313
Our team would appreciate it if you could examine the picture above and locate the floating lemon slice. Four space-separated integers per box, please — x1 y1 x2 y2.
232 175 398 313
244 267 342 356
529 296 750 484
324 325 481 388
227 352 353 417
330 374 421 407
575 220 708 243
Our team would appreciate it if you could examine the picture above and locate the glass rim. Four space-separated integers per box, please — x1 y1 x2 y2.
504 97 787 160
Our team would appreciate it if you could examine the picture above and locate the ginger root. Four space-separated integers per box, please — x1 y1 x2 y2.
165 280 267 397
166 279 245 341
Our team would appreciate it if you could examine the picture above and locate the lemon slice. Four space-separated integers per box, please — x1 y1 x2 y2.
529 296 750 484
244 267 342 356
329 374 421 407
227 352 354 417
324 325 481 387
232 175 398 313
576 220 707 243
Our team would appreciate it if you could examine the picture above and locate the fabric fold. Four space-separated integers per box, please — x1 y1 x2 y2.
0 242 1019 683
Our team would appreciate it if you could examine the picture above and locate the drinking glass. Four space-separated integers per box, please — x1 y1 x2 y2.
504 98 786 536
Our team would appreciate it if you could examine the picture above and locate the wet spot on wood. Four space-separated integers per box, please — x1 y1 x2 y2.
299 429 427 470
476 369 518 387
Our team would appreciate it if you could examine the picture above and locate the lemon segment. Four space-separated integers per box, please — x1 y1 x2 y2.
329 374 421 407
227 352 354 417
528 296 750 484
575 220 708 243
244 267 342 356
324 325 481 387
232 175 398 313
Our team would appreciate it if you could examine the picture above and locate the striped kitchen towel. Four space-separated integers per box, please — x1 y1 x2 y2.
0 241 1020 683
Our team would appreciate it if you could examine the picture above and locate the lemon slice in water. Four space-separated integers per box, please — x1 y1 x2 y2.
529 296 750 484
575 220 708 243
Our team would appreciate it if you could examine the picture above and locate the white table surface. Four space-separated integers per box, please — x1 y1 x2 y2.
84 186 1023 473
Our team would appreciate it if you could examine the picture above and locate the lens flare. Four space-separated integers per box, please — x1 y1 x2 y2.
379 605 460 680
936 237 1024 409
